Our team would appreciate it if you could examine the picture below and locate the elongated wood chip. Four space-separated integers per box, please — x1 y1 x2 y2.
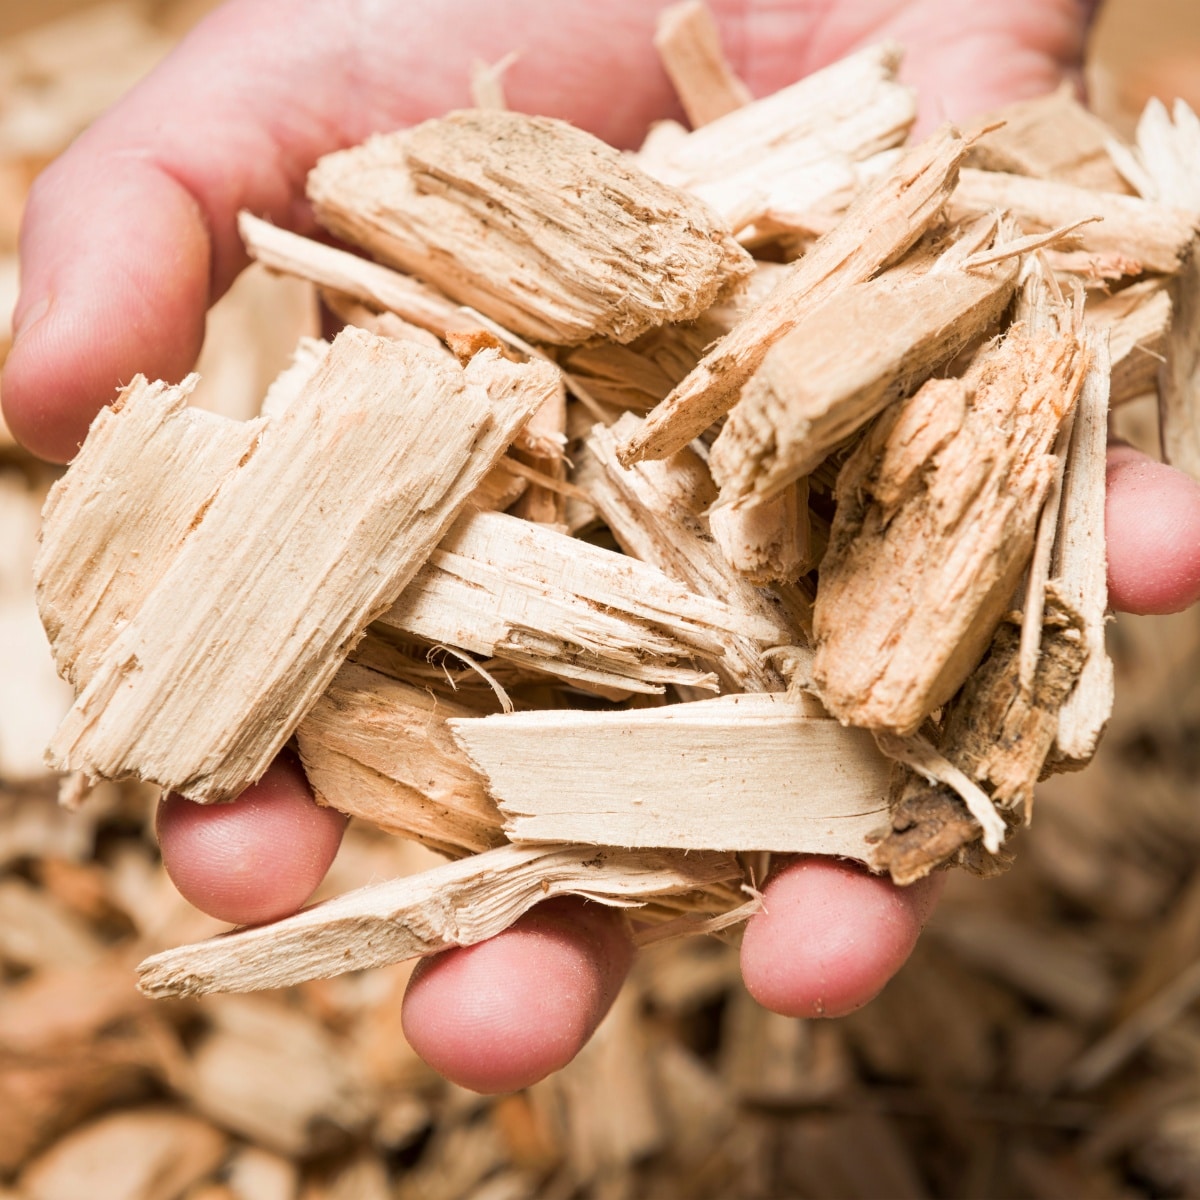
1052 331 1115 764
812 285 1089 734
640 42 914 231
709 224 1020 502
238 212 482 339
951 167 1196 278
137 844 742 997
654 0 751 129
377 508 779 694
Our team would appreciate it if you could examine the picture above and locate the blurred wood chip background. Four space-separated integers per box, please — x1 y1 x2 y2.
1 1 1200 1197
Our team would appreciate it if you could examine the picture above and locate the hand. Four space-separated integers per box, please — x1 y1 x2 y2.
7 0 1200 1094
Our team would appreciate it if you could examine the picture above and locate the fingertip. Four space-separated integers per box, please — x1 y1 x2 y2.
1106 445 1200 615
156 752 346 926
740 857 943 1019
2 157 211 462
401 898 633 1093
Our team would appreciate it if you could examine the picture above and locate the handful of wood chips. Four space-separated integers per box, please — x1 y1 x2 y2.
33 5 1200 999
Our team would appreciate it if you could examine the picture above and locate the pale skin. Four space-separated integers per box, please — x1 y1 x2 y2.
6 0 1200 1094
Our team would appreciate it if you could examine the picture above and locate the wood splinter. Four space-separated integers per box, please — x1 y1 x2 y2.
618 123 972 465
137 844 743 998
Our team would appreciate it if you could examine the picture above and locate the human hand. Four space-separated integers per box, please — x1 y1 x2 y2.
7 0 1200 1093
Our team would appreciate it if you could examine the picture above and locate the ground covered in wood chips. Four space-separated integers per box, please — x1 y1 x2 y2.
5 1 1200 1197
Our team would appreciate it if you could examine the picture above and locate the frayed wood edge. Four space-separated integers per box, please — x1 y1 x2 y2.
874 730 1007 854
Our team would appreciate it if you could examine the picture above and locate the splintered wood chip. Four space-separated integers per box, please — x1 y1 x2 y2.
811 275 1090 735
617 122 972 464
38 330 555 801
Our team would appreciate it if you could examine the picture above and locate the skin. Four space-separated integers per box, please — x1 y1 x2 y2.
6 0 1200 1093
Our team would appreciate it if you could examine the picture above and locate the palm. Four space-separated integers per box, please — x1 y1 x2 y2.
11 0 1200 1097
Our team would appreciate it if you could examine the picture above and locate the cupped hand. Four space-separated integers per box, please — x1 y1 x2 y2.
10 0 1200 1094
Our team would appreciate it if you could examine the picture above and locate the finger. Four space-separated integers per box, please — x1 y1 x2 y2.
402 898 633 1093
854 0 1090 134
740 857 943 1018
0 0 685 462
1106 444 1200 615
156 752 346 926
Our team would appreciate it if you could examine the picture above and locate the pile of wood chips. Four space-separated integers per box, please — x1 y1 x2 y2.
5 2 1200 1197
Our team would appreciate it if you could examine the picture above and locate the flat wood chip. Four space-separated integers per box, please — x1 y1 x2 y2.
454 692 892 855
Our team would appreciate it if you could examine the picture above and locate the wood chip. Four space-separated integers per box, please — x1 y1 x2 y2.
654 0 751 129
708 479 813 583
951 167 1196 278
294 658 504 856
1052 330 1115 764
1086 279 1172 405
181 996 372 1156
588 415 805 692
709 223 1021 502
39 331 555 801
640 42 914 232
812 279 1088 734
1111 100 1200 479
965 83 1133 192
873 596 1088 884
377 507 779 693
239 212 482 339
137 844 741 998
618 124 972 464
18 1108 227 1200
455 691 891 856
308 110 752 345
